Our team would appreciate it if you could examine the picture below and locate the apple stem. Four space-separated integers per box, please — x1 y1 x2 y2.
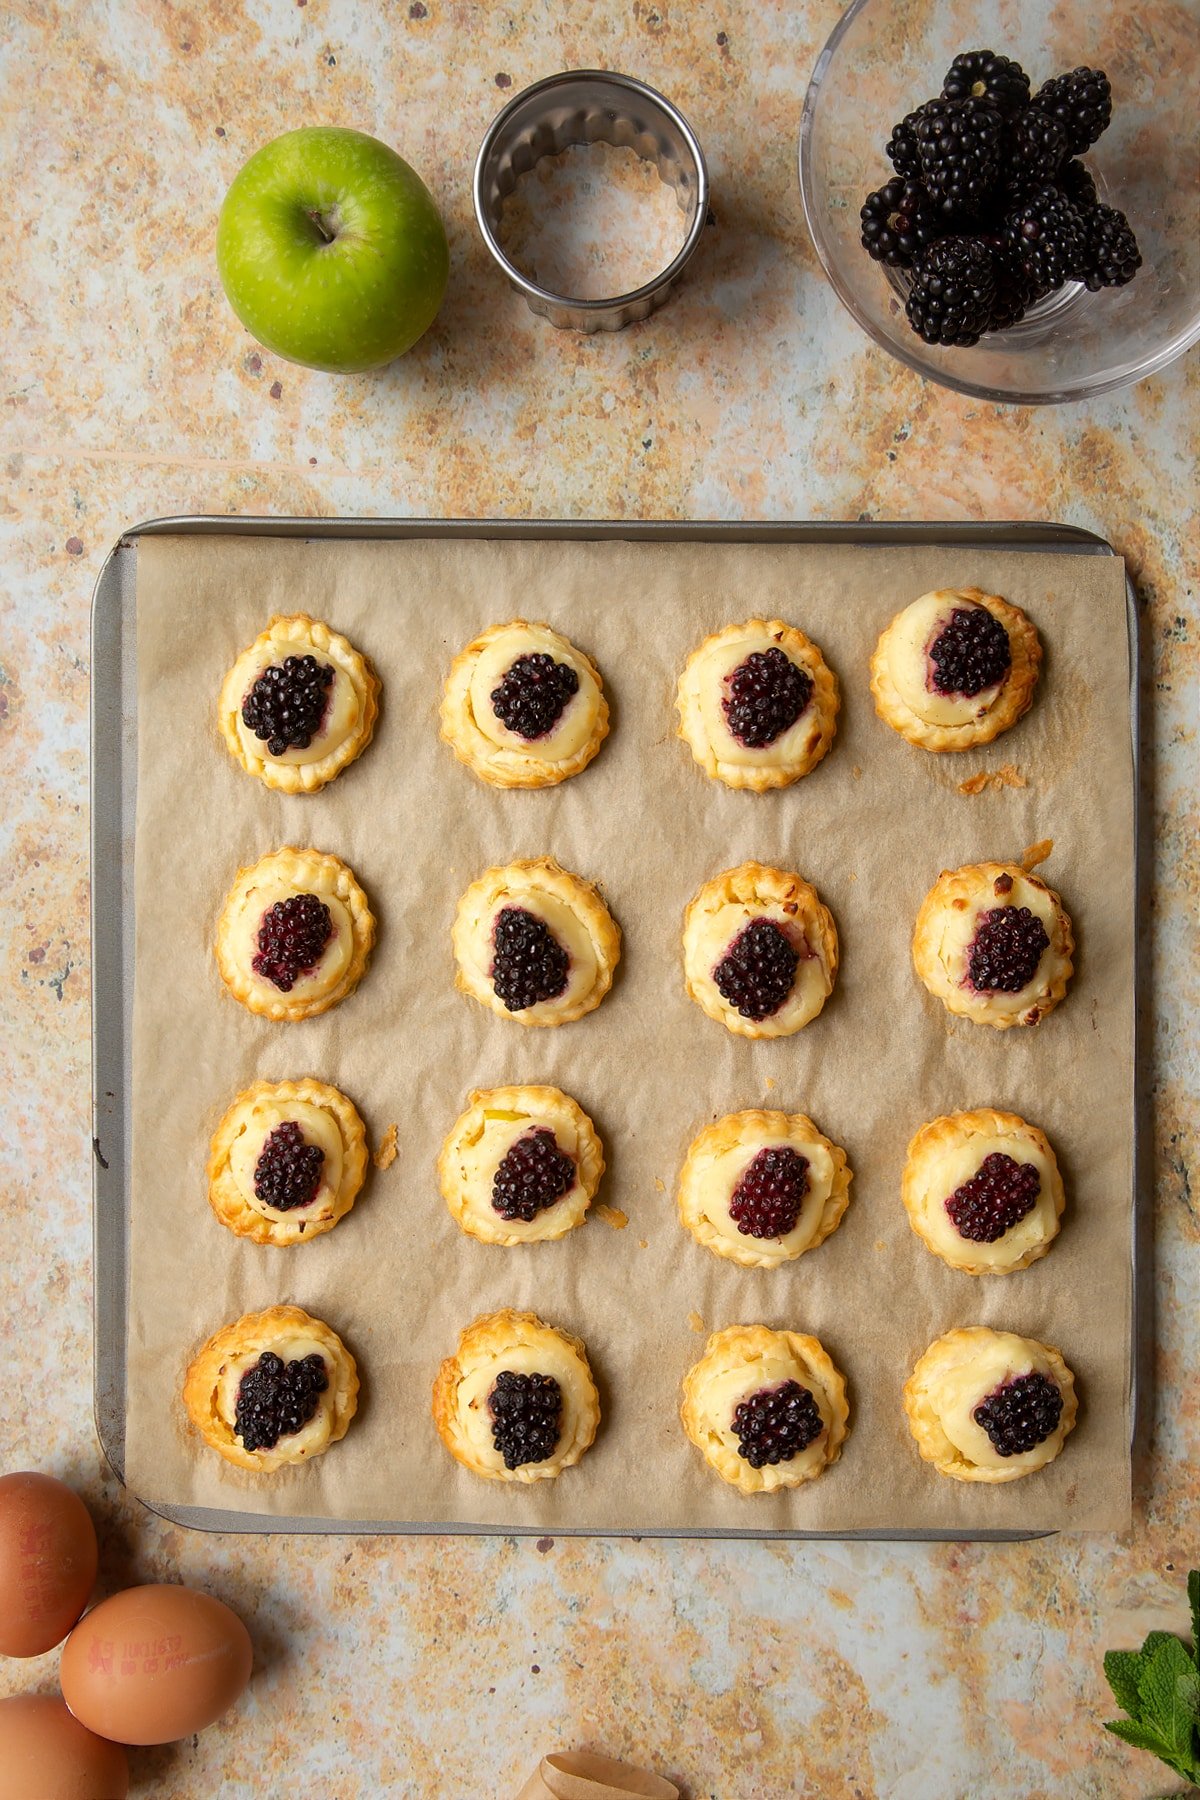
307 208 337 244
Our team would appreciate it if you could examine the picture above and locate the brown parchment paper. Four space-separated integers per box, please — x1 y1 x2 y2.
516 1751 679 1800
126 534 1134 1534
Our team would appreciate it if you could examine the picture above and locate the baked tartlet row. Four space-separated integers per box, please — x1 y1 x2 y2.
210 1084 1068 1275
217 590 1042 796
214 848 1075 1035
183 1307 1078 1494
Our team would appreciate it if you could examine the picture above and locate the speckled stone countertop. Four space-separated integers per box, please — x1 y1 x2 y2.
1 4 1196 1797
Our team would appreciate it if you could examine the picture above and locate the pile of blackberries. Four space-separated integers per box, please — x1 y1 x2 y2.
859 51 1141 347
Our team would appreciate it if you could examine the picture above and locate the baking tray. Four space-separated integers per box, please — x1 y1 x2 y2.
90 516 1146 1540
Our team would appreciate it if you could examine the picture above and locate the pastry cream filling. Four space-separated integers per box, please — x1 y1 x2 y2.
888 592 1008 727
479 895 599 1013
692 901 830 1026
455 1111 578 1232
468 626 599 762
699 1355 831 1482
234 639 361 768
699 1137 835 1251
215 1336 334 1458
692 634 815 768
931 874 1059 1001
223 878 354 1001
454 1345 589 1473
934 1337 1062 1472
915 1129 1057 1269
227 1097 345 1220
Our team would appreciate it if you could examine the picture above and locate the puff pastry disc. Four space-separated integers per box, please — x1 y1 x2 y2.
912 860 1073 1028
902 1108 1064 1274
682 862 838 1038
432 1309 600 1483
452 857 620 1027
676 618 839 790
870 587 1041 752
677 1110 851 1268
440 620 608 788
439 1085 604 1245
218 613 379 793
681 1325 849 1495
207 1078 368 1247
183 1304 359 1473
904 1327 1077 1483
215 846 375 1022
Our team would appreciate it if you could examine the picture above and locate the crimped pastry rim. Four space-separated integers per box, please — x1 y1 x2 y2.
677 1109 852 1267
438 1085 605 1245
217 613 380 793
451 855 621 1027
675 617 840 791
682 861 839 1039
215 845 376 1022
901 1107 1065 1275
911 859 1074 1029
439 619 609 789
431 1307 600 1483
207 1077 368 1247
903 1326 1077 1484
869 588 1042 753
183 1304 359 1473
680 1324 850 1494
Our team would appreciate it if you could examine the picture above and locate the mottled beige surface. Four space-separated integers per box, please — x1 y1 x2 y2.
0 3 1196 1798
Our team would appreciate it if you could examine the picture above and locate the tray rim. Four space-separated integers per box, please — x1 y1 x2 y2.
90 514 1144 1542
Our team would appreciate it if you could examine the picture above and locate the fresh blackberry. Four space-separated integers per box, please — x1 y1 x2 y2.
945 1152 1041 1243
929 604 1011 695
1001 109 1071 201
490 906 569 1012
254 1121 325 1213
905 237 997 347
973 1372 1063 1457
942 49 1031 116
981 235 1037 328
489 1370 562 1469
886 106 929 180
1032 67 1112 155
490 652 579 741
967 905 1050 993
241 654 333 758
859 177 945 269
252 893 332 991
1004 186 1087 291
713 918 799 1022
491 1128 575 1222
728 1147 810 1240
1059 159 1098 211
1079 204 1142 291
732 1380 824 1469
234 1351 328 1454
914 97 1004 214
722 646 813 746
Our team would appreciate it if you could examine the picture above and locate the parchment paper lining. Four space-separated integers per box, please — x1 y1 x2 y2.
126 535 1133 1533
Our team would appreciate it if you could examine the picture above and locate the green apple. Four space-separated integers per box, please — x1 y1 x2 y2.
217 126 449 373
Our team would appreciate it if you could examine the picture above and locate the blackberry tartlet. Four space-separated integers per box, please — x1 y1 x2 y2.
218 614 379 794
452 858 620 1028
904 1327 1077 1483
677 1110 852 1269
207 1078 369 1248
682 862 838 1039
675 619 839 791
439 1086 604 1246
183 1305 359 1473
870 587 1042 752
432 1310 600 1483
215 847 375 1022
912 860 1074 1029
902 1109 1065 1274
440 621 608 789
681 1325 849 1495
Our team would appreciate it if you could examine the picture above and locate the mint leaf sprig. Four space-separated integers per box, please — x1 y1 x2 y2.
1103 1569 1200 1787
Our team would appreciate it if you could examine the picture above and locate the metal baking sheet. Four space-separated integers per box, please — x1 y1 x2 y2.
90 517 1145 1539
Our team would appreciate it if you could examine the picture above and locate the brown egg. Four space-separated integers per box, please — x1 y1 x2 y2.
0 1695 129 1800
0 1472 98 1657
61 1584 252 1745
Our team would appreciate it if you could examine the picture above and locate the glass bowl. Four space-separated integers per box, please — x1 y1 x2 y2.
799 0 1200 403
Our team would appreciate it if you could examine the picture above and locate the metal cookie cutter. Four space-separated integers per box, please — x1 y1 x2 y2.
473 69 709 333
